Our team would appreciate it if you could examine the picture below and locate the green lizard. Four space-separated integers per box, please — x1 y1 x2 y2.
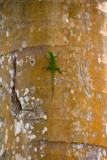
46 50 62 100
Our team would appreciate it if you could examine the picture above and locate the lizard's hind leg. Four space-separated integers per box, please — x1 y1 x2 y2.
55 67 62 74
46 65 51 70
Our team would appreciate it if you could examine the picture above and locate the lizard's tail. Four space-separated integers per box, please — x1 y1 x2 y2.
52 85 54 101
51 74 54 101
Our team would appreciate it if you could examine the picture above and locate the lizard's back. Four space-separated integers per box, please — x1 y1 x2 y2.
50 54 56 68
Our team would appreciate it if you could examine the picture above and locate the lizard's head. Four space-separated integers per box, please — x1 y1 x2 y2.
48 50 53 57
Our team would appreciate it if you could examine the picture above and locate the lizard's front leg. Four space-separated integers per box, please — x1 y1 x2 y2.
55 51 60 58
45 55 50 60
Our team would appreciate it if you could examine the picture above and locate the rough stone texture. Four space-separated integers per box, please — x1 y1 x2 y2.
0 0 107 159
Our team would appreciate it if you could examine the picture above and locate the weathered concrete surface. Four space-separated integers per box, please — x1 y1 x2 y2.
0 0 107 159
